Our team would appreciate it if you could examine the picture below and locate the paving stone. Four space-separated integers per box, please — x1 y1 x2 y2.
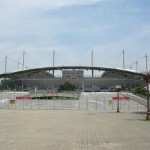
0 110 150 150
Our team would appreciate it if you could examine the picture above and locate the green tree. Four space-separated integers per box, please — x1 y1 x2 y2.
58 81 76 91
135 86 147 96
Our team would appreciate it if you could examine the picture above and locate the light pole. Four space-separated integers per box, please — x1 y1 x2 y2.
144 74 150 120
115 85 121 113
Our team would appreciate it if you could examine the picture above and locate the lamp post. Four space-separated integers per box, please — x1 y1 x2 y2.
144 74 150 120
115 85 121 113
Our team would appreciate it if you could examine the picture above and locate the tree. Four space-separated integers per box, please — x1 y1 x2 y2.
135 86 147 96
58 81 76 91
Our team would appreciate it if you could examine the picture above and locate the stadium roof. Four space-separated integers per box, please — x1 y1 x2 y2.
0 66 146 79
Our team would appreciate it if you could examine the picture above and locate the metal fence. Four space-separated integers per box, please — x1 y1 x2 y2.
0 96 146 110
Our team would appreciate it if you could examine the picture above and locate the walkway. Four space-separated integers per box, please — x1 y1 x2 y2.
0 110 150 150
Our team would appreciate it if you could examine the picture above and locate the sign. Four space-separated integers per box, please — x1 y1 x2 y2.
48 90 54 94
115 85 121 89
108 100 112 105
16 96 32 100
65 76 80 78
112 96 129 100
10 100 16 104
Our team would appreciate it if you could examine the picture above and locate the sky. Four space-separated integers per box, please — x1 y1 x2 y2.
0 0 150 75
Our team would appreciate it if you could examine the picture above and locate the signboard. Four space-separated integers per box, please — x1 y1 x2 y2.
108 100 112 105
48 90 54 94
112 96 129 100
62 70 83 78
66 76 80 78
16 96 32 100
10 100 16 104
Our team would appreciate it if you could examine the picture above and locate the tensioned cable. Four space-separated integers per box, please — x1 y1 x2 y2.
126 56 145 70
25 51 52 68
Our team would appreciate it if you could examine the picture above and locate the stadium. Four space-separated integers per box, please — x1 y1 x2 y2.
0 65 145 92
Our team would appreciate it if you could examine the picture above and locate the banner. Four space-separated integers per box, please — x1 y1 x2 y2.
112 96 129 100
16 96 32 100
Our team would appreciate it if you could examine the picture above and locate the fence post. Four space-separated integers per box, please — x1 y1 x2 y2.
73 99 74 109
104 97 105 110
79 99 80 110
46 96 48 110
120 99 121 110
14 91 16 110
62 99 63 110
30 98 32 110
54 98 55 110
87 97 88 110
0 96 1 109
96 97 98 110
70 99 71 110
23 97 24 110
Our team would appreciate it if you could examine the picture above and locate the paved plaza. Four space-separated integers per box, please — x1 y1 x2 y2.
0 109 150 150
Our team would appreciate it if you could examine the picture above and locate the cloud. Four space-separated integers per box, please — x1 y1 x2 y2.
0 0 100 11
18 0 100 8
0 0 101 46
91 24 150 70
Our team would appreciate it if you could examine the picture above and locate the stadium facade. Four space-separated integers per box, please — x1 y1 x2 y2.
0 66 145 92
